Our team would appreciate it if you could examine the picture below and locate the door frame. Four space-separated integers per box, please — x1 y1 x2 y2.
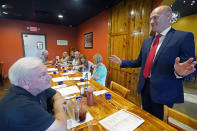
21 33 47 57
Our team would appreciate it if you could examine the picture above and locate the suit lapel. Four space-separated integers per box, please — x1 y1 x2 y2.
145 36 155 59
153 28 175 64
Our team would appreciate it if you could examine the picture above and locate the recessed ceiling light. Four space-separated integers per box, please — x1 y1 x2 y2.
192 1 195 3
2 11 8 14
58 14 63 18
1 5 6 8
183 1 185 3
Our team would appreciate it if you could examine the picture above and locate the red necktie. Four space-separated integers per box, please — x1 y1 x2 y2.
143 34 162 78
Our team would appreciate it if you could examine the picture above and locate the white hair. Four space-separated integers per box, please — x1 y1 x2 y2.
93 53 103 64
42 50 48 55
8 57 42 85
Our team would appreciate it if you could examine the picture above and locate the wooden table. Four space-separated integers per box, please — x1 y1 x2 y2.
49 68 177 131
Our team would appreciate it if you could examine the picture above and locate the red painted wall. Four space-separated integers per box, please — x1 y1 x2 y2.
0 19 77 75
0 11 108 76
76 11 108 65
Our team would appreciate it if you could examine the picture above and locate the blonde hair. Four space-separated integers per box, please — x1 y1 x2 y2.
62 52 69 58
93 54 103 64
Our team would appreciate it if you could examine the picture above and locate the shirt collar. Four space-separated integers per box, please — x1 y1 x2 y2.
156 26 171 36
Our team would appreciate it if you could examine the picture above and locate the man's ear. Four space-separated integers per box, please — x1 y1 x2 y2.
18 78 30 90
167 12 172 22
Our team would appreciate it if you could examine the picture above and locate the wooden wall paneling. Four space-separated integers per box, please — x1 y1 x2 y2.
111 2 129 34
108 0 152 106
107 9 112 88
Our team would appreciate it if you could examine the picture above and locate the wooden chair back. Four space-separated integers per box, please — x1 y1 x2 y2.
0 61 3 74
0 61 4 85
110 81 130 99
163 105 197 131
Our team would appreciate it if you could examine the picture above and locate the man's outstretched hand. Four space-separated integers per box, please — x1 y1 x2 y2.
109 55 122 65
174 57 197 77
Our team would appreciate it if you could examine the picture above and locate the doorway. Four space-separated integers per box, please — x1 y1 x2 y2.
22 33 46 57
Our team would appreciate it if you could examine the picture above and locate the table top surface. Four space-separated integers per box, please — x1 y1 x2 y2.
49 67 177 131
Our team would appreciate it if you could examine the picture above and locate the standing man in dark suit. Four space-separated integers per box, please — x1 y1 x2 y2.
110 5 195 120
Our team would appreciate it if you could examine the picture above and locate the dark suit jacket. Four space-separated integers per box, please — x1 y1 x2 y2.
121 28 195 104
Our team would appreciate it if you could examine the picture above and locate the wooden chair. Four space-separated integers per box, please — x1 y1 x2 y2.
110 81 130 99
163 105 197 131
0 61 4 85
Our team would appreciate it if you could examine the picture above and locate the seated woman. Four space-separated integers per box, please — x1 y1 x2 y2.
77 54 93 72
92 54 107 86
60 52 70 63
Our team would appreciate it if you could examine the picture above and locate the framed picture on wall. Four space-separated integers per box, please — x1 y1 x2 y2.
84 32 93 49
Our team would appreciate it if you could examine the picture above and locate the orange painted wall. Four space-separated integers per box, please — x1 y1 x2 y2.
76 11 108 65
0 19 77 75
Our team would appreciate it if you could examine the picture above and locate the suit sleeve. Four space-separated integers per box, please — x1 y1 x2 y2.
179 32 195 62
120 46 143 68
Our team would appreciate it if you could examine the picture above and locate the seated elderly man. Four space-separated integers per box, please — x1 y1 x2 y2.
67 49 76 64
0 57 67 131
41 50 55 65
72 51 81 69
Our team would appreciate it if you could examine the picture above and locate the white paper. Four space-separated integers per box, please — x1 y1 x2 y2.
93 90 108 96
99 109 144 131
52 76 69 82
61 72 76 76
76 82 90 86
48 71 58 75
57 85 80 96
64 95 76 100
51 84 67 89
47 68 58 72
67 112 93 129
69 77 83 81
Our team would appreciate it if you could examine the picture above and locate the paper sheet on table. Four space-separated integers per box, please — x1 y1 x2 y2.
76 81 90 86
47 68 58 72
48 71 58 75
51 84 67 89
99 109 144 131
64 95 76 100
69 77 83 81
52 76 69 82
67 112 93 129
69 77 91 81
61 72 76 76
57 85 80 96
93 90 108 96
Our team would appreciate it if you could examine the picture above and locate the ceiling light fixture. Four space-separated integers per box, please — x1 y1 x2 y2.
1 5 6 8
183 1 186 3
58 14 63 18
